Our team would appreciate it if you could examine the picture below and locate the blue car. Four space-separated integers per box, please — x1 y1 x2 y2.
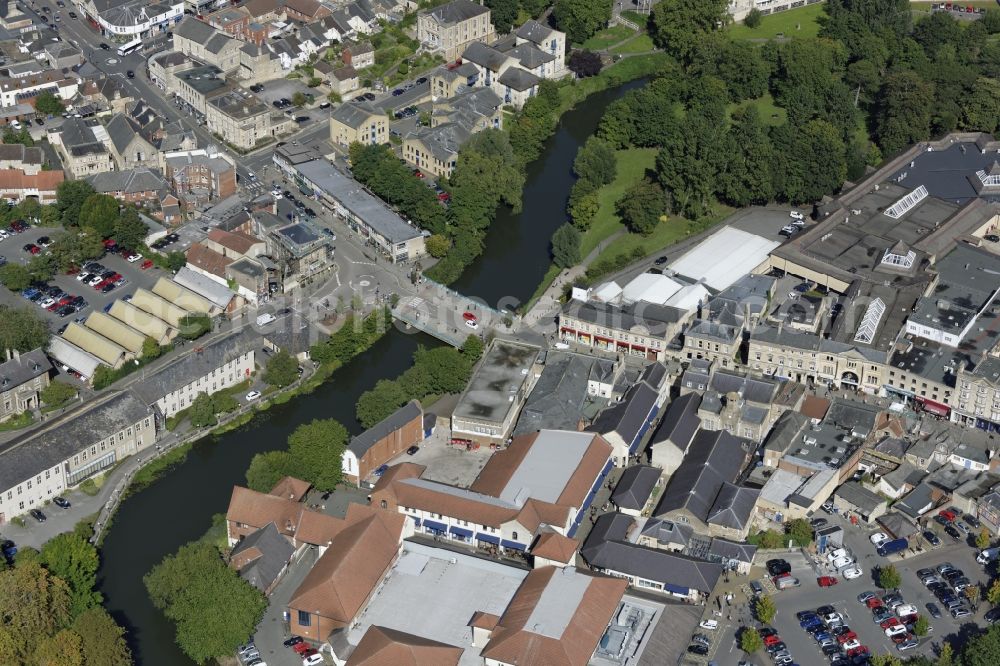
800 619 821 630
374 464 389 476
21 288 38 299
814 632 832 642
1 540 15 558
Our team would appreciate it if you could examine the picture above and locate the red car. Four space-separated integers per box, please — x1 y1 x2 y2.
141 259 153 270
880 617 901 629
848 646 869 658
763 635 782 646
891 632 912 644
818 576 838 587
836 631 857 644
865 597 884 610
292 642 312 655
939 509 957 522
413 169 424 179
437 191 451 202
94 279 112 290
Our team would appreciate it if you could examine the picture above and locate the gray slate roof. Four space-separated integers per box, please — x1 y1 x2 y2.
497 67 540 92
232 522 294 591
650 393 701 453
562 299 686 337
513 352 609 436
0 349 50 390
834 481 887 514
174 16 216 43
611 465 660 511
0 390 150 493
586 381 657 446
706 483 759 531
348 400 422 458
105 113 140 154
654 429 745 522
514 19 553 45
330 100 383 129
462 42 510 72
423 0 489 25
87 168 167 195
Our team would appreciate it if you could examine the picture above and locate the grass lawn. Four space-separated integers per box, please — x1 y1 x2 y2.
579 25 636 50
727 93 787 126
620 10 651 27
728 3 825 40
580 148 658 257
611 33 656 54
590 203 736 270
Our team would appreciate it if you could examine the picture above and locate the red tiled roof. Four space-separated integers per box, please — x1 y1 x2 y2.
346 626 462 666
0 168 63 193
186 242 233 278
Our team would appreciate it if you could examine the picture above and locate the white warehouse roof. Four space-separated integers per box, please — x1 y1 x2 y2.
665 282 711 312
621 273 682 305
669 226 780 291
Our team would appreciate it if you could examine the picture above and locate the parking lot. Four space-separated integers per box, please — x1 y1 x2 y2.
249 79 331 128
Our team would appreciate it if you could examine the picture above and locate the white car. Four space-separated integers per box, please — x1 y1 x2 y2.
843 639 861 651
870 532 890 546
75 272 90 281
465 318 479 329
126 252 141 263
699 619 719 631
885 625 908 638
832 555 854 569
302 655 322 666
245 390 261 401
827 548 848 562
790 211 805 220
38 297 55 308
843 566 863 580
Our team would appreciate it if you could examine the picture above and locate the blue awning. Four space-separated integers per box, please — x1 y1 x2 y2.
450 525 473 538
501 540 526 551
664 583 689 595
477 532 500 544
412 518 421 527
423 520 447 532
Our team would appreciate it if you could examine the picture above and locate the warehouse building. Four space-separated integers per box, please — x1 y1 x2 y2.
109 300 176 344
85 312 146 355
131 289 190 328
61 322 131 368
151 276 218 315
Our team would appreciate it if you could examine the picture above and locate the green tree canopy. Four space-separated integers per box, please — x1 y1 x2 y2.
188 392 218 428
551 222 581 268
0 263 30 291
573 137 617 186
650 0 729 65
33 628 84 666
553 0 612 44
34 91 65 116
0 561 72 662
485 0 518 33
113 205 148 250
786 518 814 547
0 305 49 352
40 380 77 408
287 418 348 490
617 179 668 235
462 334 484 362
874 69 934 155
877 564 901 590
264 350 298 387
71 608 132 666
245 450 301 493
357 378 410 428
740 627 762 654
425 233 451 258
77 194 119 238
755 594 776 623
144 541 266 664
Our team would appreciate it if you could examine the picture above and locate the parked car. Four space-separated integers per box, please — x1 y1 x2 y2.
923 530 941 547
870 532 890 546
767 559 791 577
818 576 839 587
687 645 709 655
52 497 70 508
245 390 261 401
843 567 863 580
406 445 419 455
29 509 46 522
699 620 718 630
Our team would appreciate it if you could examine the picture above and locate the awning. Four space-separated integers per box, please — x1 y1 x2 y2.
632 344 646 352
501 540 526 551
477 532 500 544
423 520 447 532
450 526 473 538
664 583 689 595
412 518 421 527
917 398 950 417
594 335 614 343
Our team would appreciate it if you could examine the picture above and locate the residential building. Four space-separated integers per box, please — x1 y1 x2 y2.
611 465 662 517
149 51 196 94
104 113 158 170
342 40 374 69
229 522 294 595
417 0 494 61
513 19 566 77
50 117 115 178
131 330 256 419
206 90 278 150
284 0 330 23
833 481 887 524
0 167 63 204
82 0 183 39
86 168 168 205
0 390 154 523
238 42 283 83
172 16 242 72
342 400 423 486
253 212 332 289
0 349 49 420
512 351 618 437
164 148 238 203
0 68 78 107
729 0 825 22
559 299 689 362
587 363 668 466
451 339 539 445
173 64 229 115
329 100 387 146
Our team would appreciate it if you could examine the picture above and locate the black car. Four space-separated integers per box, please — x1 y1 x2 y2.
29 509 46 522
687 645 709 656
816 604 836 616
415 77 427 84
933 514 950 525
68 10 76 18
126 70 134 79
766 559 791 577
391 88 404 96
759 627 777 638
282 636 303 647
916 568 935 578
986 608 1000 624
692 634 711 647
810 517 828 528
56 305 74 317
923 530 941 546
654 255 668 265
406 445 419 455
305 207 316 216
944 525 961 540
926 602 942 619
362 92 376 101
944 568 965 582
100 283 115 293
822 644 842 656
766 642 787 654
986 234 1000 243
250 84 264 93
272 100 284 109
294 116 310 123
964 515 982 529
52 497 70 508
99 42 110 50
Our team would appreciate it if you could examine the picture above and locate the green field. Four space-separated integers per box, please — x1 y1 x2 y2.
728 3 825 40
611 33 656 54
580 148 658 257
727 93 787 126
579 25 636 50
590 203 735 271
620 10 651 27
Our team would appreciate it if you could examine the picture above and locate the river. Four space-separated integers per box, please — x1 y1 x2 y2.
96 78 645 666
452 77 648 309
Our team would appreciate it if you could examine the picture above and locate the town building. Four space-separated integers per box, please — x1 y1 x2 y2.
81 0 183 39
342 400 423 486
49 117 115 178
104 113 158 170
86 168 169 205
172 16 242 72
0 349 50 421
328 100 388 146
417 0 494 61
0 390 154 523
164 148 238 203
0 68 78 107
206 89 283 150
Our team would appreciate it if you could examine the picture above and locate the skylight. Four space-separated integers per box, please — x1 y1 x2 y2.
883 185 928 219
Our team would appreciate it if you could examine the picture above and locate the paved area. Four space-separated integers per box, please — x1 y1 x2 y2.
397 425 493 487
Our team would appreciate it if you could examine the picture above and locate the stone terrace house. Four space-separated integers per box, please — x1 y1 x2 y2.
87 168 169 206
50 117 114 178
0 390 154 523
417 0 494 61
0 349 49 421
104 113 157 170
172 16 242 73
342 400 423 486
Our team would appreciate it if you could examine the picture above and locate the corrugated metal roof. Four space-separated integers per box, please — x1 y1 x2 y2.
131 288 190 327
47 336 101 379
173 267 235 309
62 323 128 367
109 300 175 342
85 312 146 353
152 277 216 314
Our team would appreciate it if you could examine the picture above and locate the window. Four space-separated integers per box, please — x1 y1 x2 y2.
297 611 311 627
511 531 518 540
380 499 387 509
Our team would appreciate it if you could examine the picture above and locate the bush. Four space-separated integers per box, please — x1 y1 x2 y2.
178 314 211 340
744 8 763 28
40 380 77 409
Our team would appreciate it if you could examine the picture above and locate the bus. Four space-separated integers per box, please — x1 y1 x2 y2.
116 38 142 57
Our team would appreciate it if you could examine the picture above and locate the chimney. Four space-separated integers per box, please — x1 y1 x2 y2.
4 349 9 362
12 349 18 362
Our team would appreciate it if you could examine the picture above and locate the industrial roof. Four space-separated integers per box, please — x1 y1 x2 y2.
84 311 146 354
151 277 216 314
131 288 190 328
452 339 538 426
62 322 128 367
172 267 235 309
47 336 102 379
669 226 780 291
620 273 682 306
348 400 422 458
108 300 174 342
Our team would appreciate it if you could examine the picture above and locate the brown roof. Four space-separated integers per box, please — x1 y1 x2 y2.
529 531 578 564
346 626 462 666
468 432 537 497
482 567 627 666
875 412 906 438
243 0 279 16
285 0 323 16
800 395 831 421
227 485 304 538
0 168 63 193
288 505 404 627
371 462 425 493
468 611 500 630
186 242 233 278
208 227 260 255
295 510 349 547
269 476 311 502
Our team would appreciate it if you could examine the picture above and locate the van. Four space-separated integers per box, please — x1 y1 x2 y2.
877 538 908 557
776 576 800 590
256 313 277 326
977 547 1000 564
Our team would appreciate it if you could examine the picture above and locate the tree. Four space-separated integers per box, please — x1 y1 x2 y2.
0 305 50 352
874 70 934 155
553 0 611 44
178 313 211 340
112 205 148 250
568 179 600 229
0 263 30 291
39 533 101 617
292 91 307 107
869 656 903 666
979 528 992 550
425 233 451 258
551 222 581 268
462 334 484 362
357 378 410 428
650 0 729 65
245 450 301 493
617 180 668 235
55 180 95 226
166 251 187 272
144 541 266 664
913 615 930 636
755 594 776 623
786 518 813 547
188 392 217 428
33 629 84 666
744 8 762 28
772 120 847 204
26 253 55 283
740 627 763 654
877 564 901 591
573 137 617 186
568 50 602 78
0 561 72 662
966 584 982 609
40 380 77 408
937 641 954 666
34 91 64 116
989 579 1000 606
485 0 518 33
2 127 33 147
264 350 298 387
719 107 774 207
77 194 119 238
520 0 548 17
72 608 131 666
287 419 348 490
964 626 1000 666
142 337 163 360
